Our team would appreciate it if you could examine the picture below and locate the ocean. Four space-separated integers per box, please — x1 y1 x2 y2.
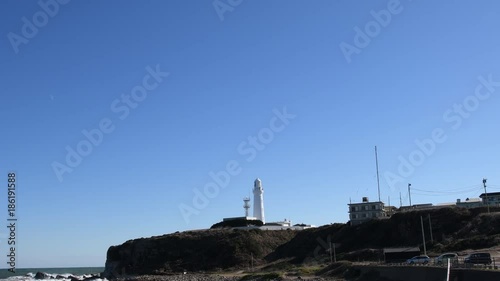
0 267 105 281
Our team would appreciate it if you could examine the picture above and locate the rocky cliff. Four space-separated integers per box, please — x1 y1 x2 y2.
102 228 297 278
271 207 500 262
103 207 500 278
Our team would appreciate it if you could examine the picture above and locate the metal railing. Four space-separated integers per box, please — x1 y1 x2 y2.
362 257 498 270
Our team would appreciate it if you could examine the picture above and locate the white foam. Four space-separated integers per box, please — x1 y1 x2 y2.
0 273 107 281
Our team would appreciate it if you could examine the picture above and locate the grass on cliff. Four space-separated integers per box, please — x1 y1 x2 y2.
270 207 500 263
259 259 326 277
104 206 500 277
239 272 283 281
106 228 298 275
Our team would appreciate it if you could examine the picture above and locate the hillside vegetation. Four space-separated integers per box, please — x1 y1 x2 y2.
270 207 500 263
103 207 500 278
103 228 296 278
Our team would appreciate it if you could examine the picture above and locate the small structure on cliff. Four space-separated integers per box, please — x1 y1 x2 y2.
220 178 316 230
348 197 387 225
383 247 421 263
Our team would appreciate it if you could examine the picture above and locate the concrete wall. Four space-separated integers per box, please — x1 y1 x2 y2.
355 266 445 281
450 268 500 281
353 265 500 281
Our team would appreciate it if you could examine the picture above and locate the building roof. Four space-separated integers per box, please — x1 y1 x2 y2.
457 198 482 203
479 192 500 198
222 216 258 221
348 201 384 206
383 247 420 253
435 203 456 206
413 203 433 207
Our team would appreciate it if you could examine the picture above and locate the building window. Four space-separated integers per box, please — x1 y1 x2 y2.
351 207 356 212
372 205 376 210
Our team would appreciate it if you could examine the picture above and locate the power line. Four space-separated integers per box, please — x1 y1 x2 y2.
411 186 483 199
412 187 480 193
412 190 482 197
411 189 482 195
411 185 482 194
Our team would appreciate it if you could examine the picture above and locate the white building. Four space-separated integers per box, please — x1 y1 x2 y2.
253 178 265 224
222 216 258 222
456 198 482 209
221 178 316 231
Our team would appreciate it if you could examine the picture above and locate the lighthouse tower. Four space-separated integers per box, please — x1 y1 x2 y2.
253 178 265 224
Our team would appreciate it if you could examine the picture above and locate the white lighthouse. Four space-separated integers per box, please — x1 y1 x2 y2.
253 178 265 224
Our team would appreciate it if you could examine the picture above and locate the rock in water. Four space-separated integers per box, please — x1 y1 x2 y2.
35 272 50 279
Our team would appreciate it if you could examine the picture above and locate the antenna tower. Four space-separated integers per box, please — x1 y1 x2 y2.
375 146 381 202
243 197 251 217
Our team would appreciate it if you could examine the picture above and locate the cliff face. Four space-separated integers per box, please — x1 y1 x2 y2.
102 228 297 278
271 207 500 262
103 207 500 278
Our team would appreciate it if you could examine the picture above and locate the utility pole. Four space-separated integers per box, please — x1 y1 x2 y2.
388 196 391 215
408 183 412 207
251 253 254 272
333 243 337 263
399 192 402 208
420 216 427 255
428 214 433 243
375 146 381 202
329 242 333 263
483 178 490 214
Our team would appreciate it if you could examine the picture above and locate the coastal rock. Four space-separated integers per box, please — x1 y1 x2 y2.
34 272 49 279
69 275 81 281
55 275 65 279
35 272 50 279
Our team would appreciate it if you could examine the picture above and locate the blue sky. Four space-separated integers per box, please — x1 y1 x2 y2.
1 0 500 268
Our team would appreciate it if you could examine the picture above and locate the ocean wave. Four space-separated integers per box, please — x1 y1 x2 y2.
0 272 107 281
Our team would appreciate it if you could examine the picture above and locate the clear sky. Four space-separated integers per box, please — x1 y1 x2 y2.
1 0 500 268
